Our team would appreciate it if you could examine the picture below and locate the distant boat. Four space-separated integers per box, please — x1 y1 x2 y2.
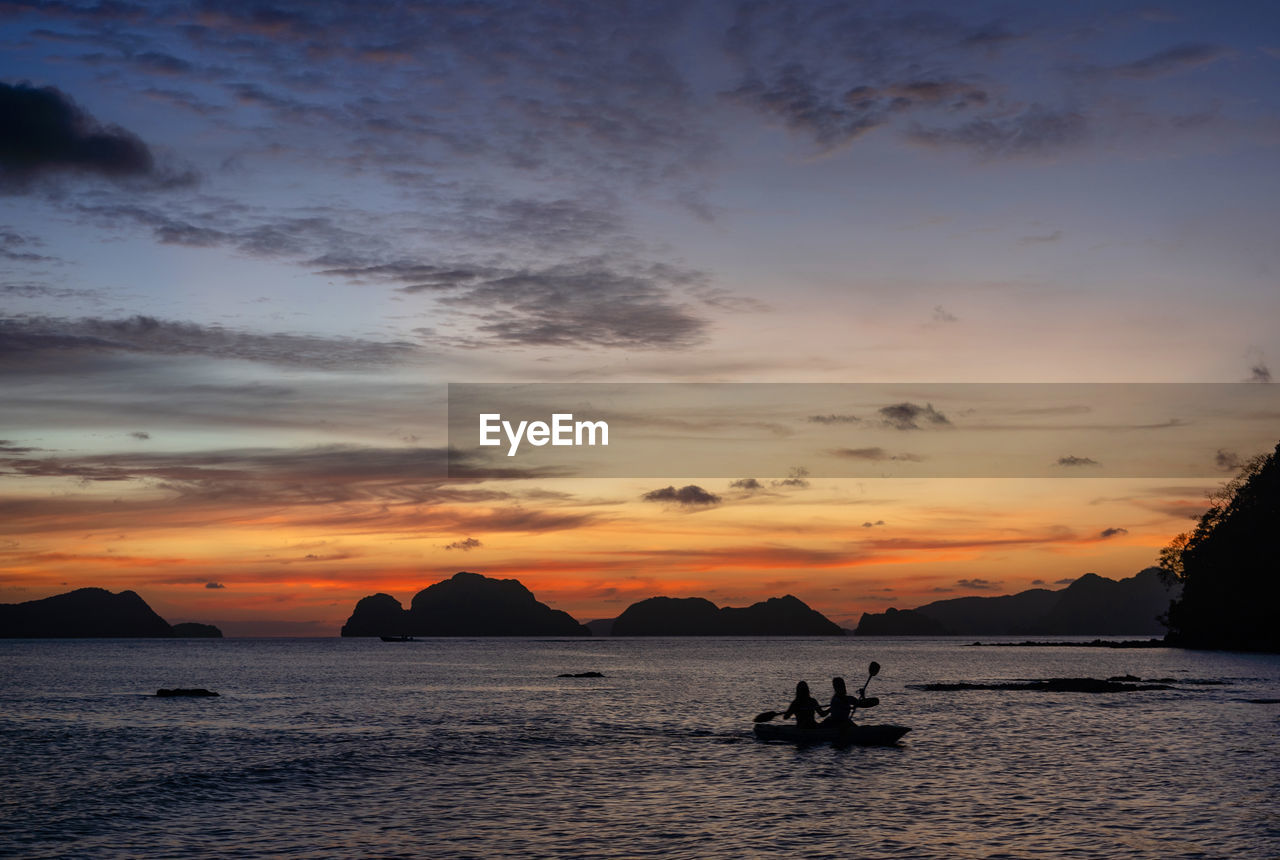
379 634 417 642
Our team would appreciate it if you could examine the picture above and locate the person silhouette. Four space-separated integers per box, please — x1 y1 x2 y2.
783 680 826 729
821 676 857 727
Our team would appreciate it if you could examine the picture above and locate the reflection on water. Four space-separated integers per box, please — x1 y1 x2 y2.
2 638 1277 859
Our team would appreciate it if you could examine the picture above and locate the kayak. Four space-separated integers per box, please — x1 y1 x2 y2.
753 722 910 745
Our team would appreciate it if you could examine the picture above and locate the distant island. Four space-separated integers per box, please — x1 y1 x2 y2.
0 588 223 638
855 569 1177 636
341 571 589 636
609 595 843 636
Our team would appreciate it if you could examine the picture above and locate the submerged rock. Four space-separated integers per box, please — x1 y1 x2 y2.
908 677 1179 693
966 639 1165 648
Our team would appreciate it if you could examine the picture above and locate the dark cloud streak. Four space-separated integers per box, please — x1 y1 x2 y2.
907 106 1088 158
0 82 193 192
641 484 722 507
0 314 417 368
1111 43 1228 79
878 402 950 430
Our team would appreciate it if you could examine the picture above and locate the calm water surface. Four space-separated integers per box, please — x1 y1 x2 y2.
2 637 1278 859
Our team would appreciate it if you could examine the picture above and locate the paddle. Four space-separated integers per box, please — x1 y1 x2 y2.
753 709 785 723
858 661 880 699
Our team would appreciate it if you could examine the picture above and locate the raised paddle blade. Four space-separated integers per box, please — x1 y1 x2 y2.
868 661 880 677
753 710 782 723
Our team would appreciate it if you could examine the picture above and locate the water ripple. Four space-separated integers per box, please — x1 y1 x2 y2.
2 638 1277 859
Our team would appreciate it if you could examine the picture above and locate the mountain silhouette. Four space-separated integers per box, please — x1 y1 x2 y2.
855 569 1177 636
0 588 222 637
610 594 843 635
340 571 589 636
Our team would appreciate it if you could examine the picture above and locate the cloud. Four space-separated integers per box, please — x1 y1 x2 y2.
878 402 950 430
0 314 417 368
721 5 1000 152
79 204 373 259
205 581 225 589
956 578 1002 591
807 414 860 424
907 106 1088 158
443 537 482 551
729 477 764 492
440 259 709 349
1056 455 1100 467
724 64 890 150
460 197 628 251
0 446 594 537
72 199 682 353
961 22 1022 50
830 447 925 463
1018 230 1062 245
932 305 958 323
880 80 991 108
771 466 809 488
129 431 151 440
0 228 54 262
1214 449 1242 472
726 64 995 152
1099 527 1128 538
1054 577 1076 585
1248 363 1272 383
865 529 1076 553
1111 43 1228 79
0 82 192 191
317 260 493 292
861 520 885 528
132 51 195 75
299 552 353 563
0 445 448 490
102 1 713 193
325 255 711 350
641 484 721 506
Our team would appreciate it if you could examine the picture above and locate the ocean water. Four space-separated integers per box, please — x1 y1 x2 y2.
1 637 1277 859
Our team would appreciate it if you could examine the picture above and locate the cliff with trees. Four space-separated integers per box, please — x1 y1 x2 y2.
1159 442 1279 652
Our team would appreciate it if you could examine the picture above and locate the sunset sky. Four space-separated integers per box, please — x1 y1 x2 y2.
2 1 1278 635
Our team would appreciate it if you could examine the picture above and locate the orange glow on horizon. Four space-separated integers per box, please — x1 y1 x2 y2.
0 474 1214 633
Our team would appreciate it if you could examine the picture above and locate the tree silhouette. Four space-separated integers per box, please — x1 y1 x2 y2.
1159 442 1280 651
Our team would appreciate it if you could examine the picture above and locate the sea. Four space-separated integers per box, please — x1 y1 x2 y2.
1 637 1277 859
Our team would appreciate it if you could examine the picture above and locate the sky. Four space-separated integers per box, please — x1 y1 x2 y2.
1 0 1278 635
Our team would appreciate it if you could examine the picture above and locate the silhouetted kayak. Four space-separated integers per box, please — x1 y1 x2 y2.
380 635 417 642
753 723 910 745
